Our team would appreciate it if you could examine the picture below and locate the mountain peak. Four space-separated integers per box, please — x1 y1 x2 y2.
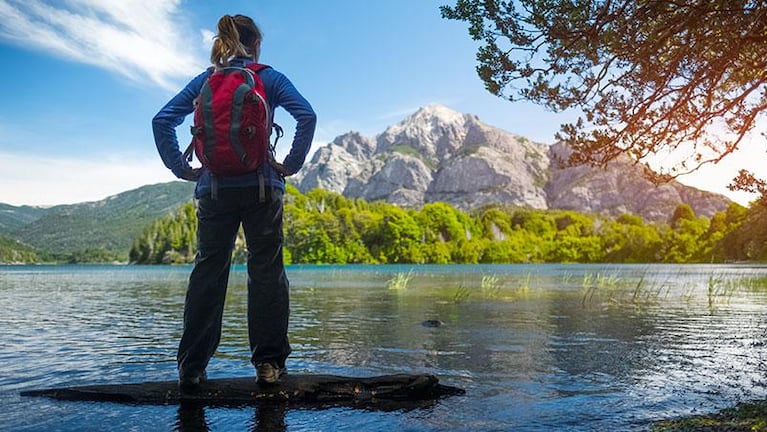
405 103 465 125
377 104 469 160
416 103 461 114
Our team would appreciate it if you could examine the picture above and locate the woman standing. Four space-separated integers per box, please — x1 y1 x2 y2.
152 14 316 390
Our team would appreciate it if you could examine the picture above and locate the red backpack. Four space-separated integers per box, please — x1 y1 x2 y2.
185 63 280 176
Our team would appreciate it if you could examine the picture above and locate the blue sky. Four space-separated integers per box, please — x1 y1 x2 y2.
0 0 762 206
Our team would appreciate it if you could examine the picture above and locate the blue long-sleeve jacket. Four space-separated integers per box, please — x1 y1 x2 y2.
152 57 316 198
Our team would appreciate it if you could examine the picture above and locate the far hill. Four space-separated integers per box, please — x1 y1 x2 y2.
0 203 48 235
10 181 195 260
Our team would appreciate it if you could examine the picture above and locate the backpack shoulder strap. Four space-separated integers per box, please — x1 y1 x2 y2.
245 63 271 74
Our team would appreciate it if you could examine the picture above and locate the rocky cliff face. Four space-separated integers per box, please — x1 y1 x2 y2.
293 104 731 221
544 143 731 221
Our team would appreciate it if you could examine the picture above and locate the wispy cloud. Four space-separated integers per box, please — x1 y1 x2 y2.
0 0 205 90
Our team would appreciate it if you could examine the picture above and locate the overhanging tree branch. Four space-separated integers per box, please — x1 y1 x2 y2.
441 0 767 200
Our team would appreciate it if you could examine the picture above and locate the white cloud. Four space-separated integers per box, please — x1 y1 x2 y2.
0 151 179 206
0 0 205 90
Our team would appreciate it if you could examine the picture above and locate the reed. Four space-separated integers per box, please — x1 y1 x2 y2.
581 272 622 305
452 283 471 303
508 272 532 300
738 276 767 293
630 274 646 303
580 271 661 306
386 270 414 291
560 271 574 285
579 270 767 308
480 274 502 299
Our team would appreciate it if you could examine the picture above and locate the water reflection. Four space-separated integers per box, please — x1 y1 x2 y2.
175 403 209 432
175 402 288 432
251 402 288 432
174 402 288 432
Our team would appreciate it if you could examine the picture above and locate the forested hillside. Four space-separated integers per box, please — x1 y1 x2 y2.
0 235 38 263
7 181 195 263
0 203 46 235
130 185 759 265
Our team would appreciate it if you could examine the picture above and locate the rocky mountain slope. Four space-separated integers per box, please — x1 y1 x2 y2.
293 104 730 221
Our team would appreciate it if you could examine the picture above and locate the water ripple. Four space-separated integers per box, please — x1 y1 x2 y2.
3 264 767 431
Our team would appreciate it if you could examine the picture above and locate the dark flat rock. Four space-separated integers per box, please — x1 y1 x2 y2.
21 373 464 407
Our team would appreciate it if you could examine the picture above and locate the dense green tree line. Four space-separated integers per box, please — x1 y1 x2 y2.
0 236 128 264
129 202 197 264
127 185 764 265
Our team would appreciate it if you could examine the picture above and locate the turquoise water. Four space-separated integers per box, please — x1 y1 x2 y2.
2 264 767 431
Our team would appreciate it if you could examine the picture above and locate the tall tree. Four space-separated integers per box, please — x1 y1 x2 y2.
441 0 767 195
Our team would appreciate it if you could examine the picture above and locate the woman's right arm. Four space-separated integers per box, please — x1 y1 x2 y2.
152 70 211 180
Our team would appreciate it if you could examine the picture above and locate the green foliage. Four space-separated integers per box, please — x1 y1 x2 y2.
601 215 663 262
129 202 197 264
128 185 767 265
717 203 767 261
660 206 712 263
13 181 765 266
284 186 375 264
669 204 696 227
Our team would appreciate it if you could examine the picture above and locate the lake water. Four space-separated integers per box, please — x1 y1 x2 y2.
2 264 767 431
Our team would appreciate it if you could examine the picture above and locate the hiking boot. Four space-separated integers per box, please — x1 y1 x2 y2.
256 362 286 385
178 371 207 392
